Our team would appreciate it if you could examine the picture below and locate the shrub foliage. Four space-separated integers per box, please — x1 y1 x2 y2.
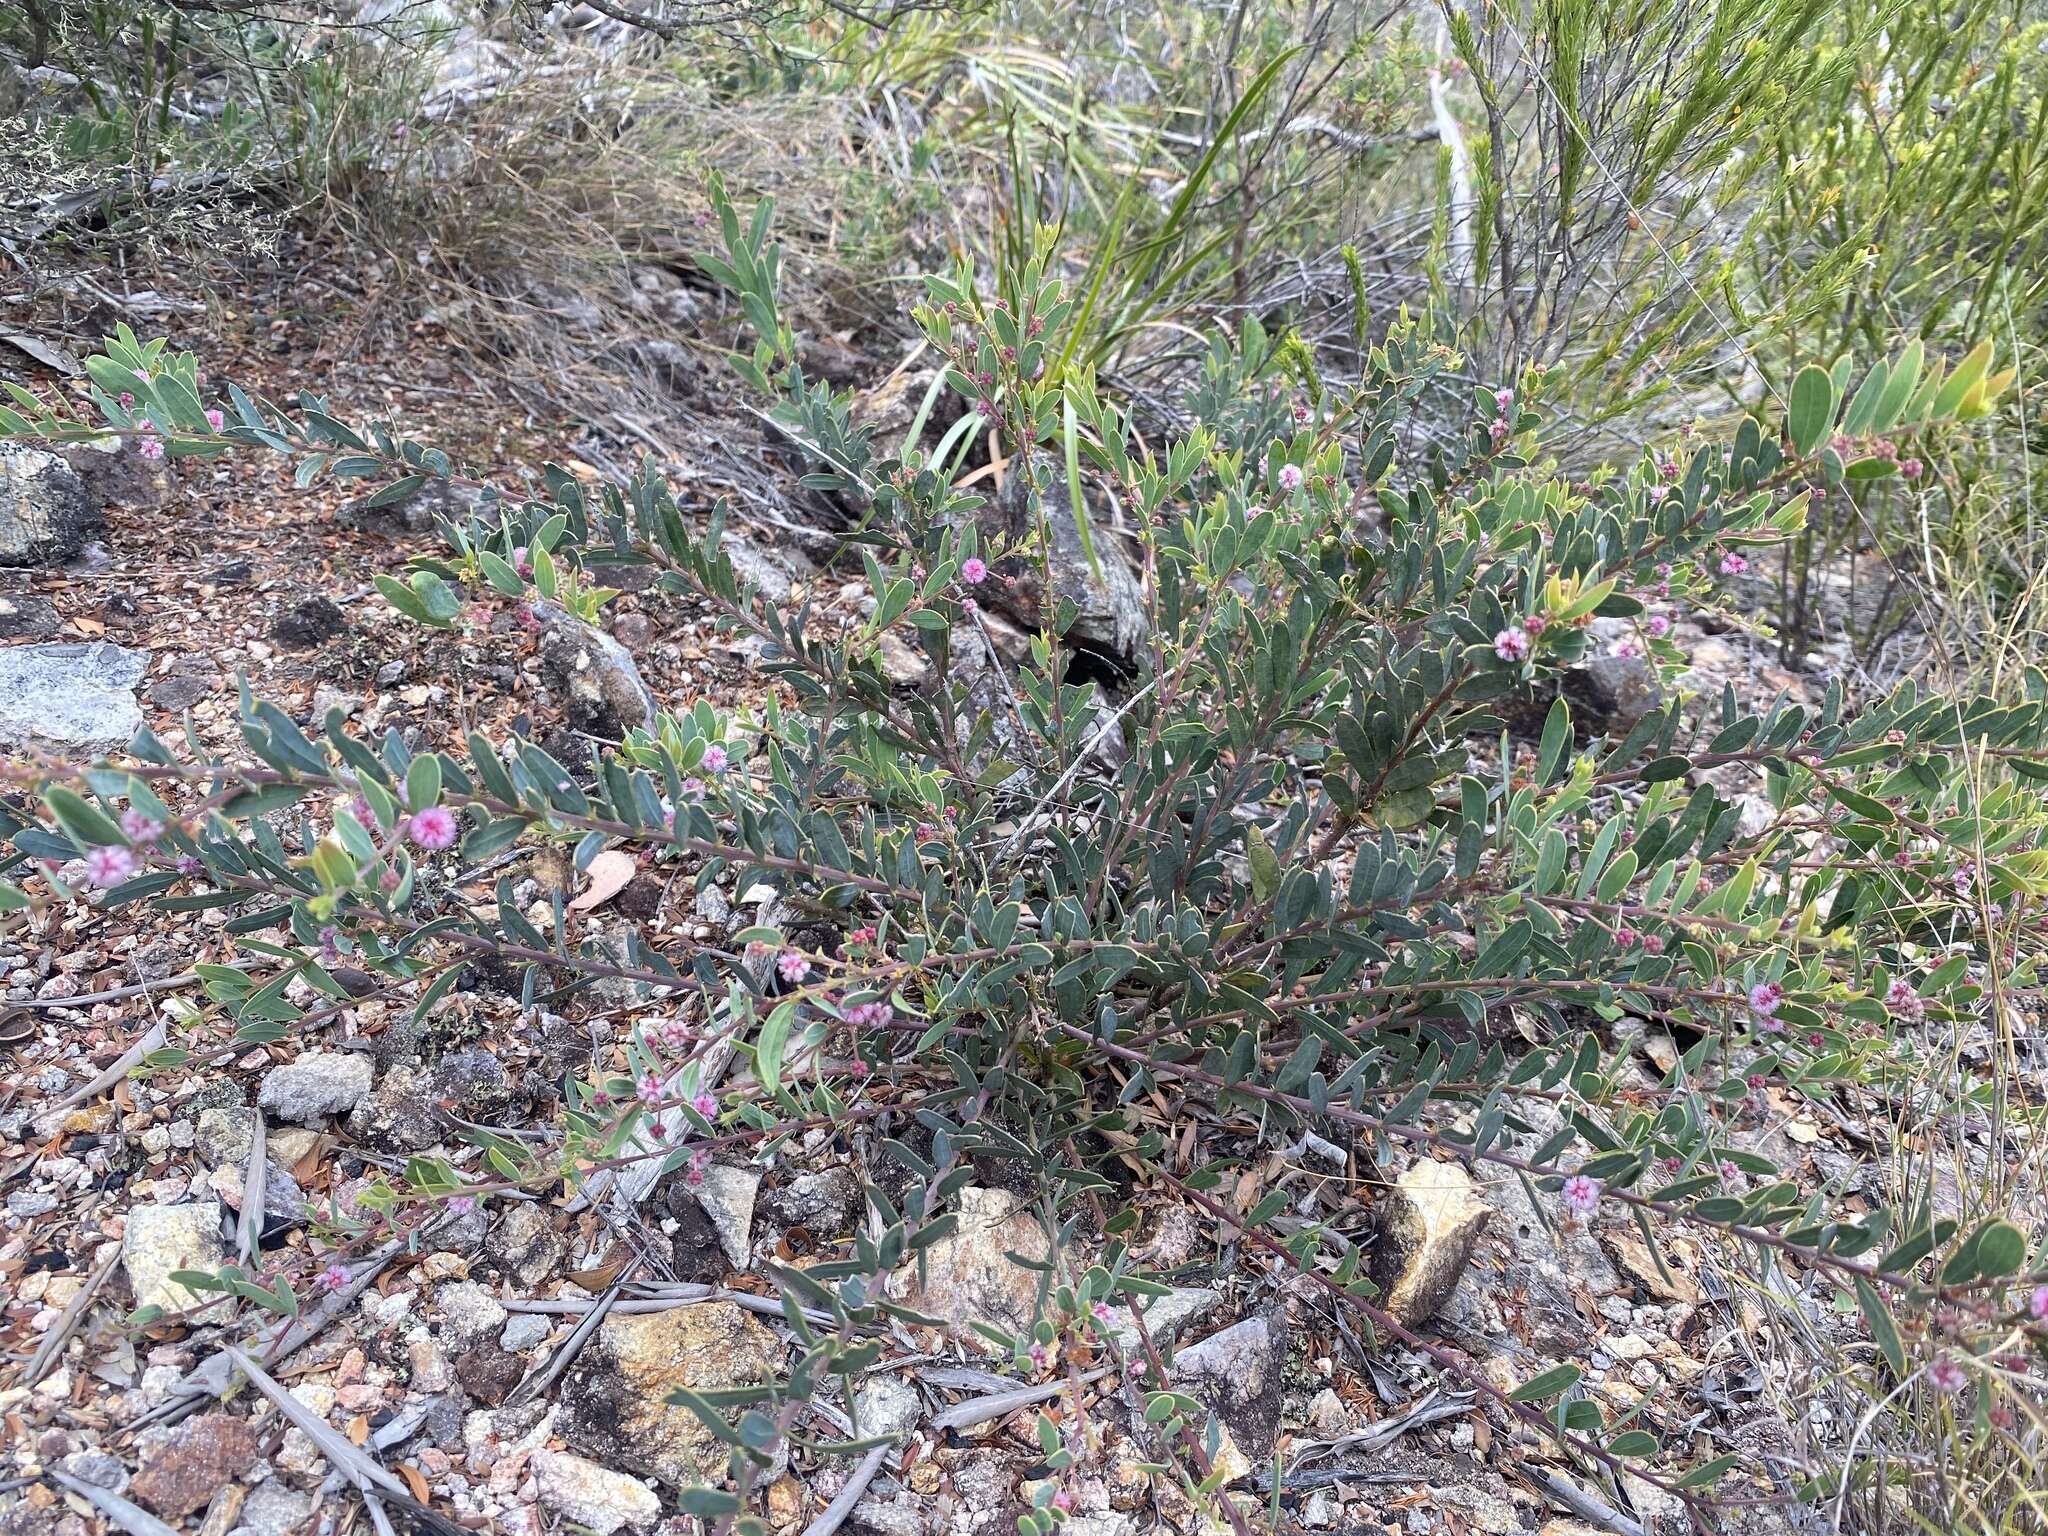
3 194 2045 1527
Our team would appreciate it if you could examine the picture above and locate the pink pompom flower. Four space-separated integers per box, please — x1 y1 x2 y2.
701 745 728 774
205 408 225 430
1278 463 1303 493
2029 1284 2048 1320
1493 626 1531 663
777 950 810 984
1719 550 1749 576
408 805 459 850
120 809 165 845
691 1090 717 1119
319 1262 350 1294
1560 1174 1603 1214
1927 1356 1968 1394
1885 977 1926 1022
1748 980 1783 1019
84 844 140 888
961 557 988 585
138 434 165 461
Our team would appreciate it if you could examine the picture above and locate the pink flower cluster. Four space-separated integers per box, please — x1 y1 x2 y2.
409 805 459 850
1560 1173 1603 1214
656 1016 693 1049
1927 1356 1968 1394
1748 980 1784 1029
1493 626 1531 663
776 950 809 984
84 844 139 888
120 809 164 845
1885 977 1926 1022
846 1000 894 1028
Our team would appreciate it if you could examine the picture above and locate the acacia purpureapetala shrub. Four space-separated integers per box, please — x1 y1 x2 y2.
3 194 2046 1529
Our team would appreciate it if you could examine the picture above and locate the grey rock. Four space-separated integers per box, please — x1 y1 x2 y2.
0 591 61 640
59 1449 127 1492
501 1312 553 1352
122 1202 225 1313
233 1479 314 1536
273 596 349 647
1562 652 1663 736
693 882 733 932
433 1200 490 1255
338 478 490 537
532 1449 661 1534
1305 1386 1348 1438
876 631 930 686
7 1189 58 1219
434 1280 508 1352
258 1052 375 1123
0 443 103 565
534 599 656 739
1170 1311 1289 1465
1063 1519 1136 1536
128 940 182 984
610 610 653 652
149 670 214 711
720 535 807 604
435 1046 513 1112
349 1063 441 1152
688 1162 762 1269
854 1374 922 1437
850 1493 926 1536
421 1393 467 1447
1436 1130 1620 1361
58 434 155 512
883 1186 1049 1345
760 1166 859 1231
190 1078 248 1113
254 1161 307 1232
1103 1285 1223 1352
977 467 1148 669
485 1199 564 1288
0 642 147 755
854 366 962 450
194 1106 257 1168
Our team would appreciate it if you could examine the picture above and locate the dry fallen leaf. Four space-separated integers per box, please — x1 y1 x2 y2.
568 849 637 911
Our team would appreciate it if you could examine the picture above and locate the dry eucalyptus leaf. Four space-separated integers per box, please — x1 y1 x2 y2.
568 849 637 911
